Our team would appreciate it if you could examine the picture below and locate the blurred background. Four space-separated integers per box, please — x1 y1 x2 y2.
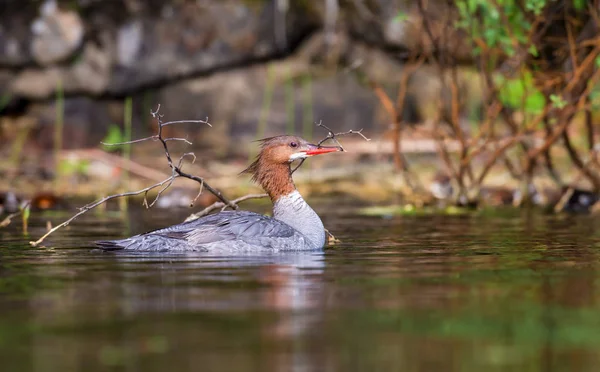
1 0 600 214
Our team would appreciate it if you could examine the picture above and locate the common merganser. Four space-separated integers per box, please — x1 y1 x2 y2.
95 135 341 252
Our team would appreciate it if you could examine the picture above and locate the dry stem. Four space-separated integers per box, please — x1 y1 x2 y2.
30 105 223 246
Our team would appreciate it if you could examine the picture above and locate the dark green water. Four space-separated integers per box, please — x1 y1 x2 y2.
2 202 600 371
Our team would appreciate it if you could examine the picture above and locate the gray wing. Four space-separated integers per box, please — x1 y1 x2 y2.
96 211 297 251
162 210 296 244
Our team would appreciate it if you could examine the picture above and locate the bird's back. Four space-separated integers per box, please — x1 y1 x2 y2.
95 210 317 253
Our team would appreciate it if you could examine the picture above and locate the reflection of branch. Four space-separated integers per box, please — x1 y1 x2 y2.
0 210 21 228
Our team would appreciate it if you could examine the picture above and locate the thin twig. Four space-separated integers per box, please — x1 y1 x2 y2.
189 181 205 207
185 194 269 221
30 104 222 246
161 118 212 127
186 121 370 219
316 120 371 150
30 176 175 246
164 138 193 145
291 158 306 174
554 146 600 212
101 136 158 146
149 106 235 209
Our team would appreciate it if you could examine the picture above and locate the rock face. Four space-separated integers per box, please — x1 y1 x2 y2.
0 0 474 152
1 0 471 98
31 0 84 65
2 0 322 99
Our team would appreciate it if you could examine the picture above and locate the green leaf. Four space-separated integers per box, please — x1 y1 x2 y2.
549 94 567 109
456 0 548 56
101 124 124 152
528 45 538 57
496 71 545 113
393 11 408 22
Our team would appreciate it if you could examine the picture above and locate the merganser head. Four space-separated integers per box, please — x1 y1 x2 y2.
245 135 341 167
242 135 341 200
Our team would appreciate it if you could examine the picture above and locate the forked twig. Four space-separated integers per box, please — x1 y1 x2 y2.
30 109 369 246
185 194 269 221
30 104 224 246
316 120 371 150
30 176 175 246
188 121 371 218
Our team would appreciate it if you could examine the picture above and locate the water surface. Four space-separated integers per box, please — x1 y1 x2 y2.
1 201 600 371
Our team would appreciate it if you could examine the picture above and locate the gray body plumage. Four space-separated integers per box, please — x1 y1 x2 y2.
96 192 325 253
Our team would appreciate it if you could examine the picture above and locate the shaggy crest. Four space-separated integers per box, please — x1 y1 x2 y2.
240 135 309 200
240 135 306 180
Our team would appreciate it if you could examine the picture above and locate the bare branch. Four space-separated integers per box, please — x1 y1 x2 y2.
101 136 158 146
286 121 370 175
30 105 229 246
316 120 371 150
185 194 269 221
147 177 177 208
164 137 193 145
149 106 236 209
31 176 174 246
161 118 212 127
190 181 205 207
31 99 365 246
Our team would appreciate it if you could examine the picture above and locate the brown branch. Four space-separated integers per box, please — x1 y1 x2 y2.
101 136 158 146
562 128 600 190
541 115 563 185
185 194 269 221
184 120 370 221
149 106 235 209
585 96 594 151
475 135 525 186
528 66 600 161
316 121 371 149
30 105 225 246
554 147 600 212
502 156 521 180
30 176 175 246
396 56 425 188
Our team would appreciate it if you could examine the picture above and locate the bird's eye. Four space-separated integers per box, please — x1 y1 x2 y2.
289 142 298 148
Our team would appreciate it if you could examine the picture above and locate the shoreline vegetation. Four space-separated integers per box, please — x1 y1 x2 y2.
3 1 600 234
